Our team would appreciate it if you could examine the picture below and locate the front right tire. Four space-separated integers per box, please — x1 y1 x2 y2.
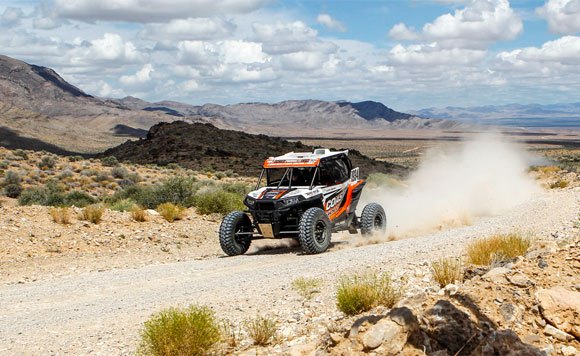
298 207 332 254
219 211 253 256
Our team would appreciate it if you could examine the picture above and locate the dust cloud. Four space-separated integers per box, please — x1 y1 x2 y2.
359 134 541 239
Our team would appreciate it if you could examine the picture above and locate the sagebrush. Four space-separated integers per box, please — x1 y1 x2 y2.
336 271 401 316
138 305 220 356
431 257 463 287
466 233 531 266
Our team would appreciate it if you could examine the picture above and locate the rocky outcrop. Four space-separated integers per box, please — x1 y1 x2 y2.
536 287 580 339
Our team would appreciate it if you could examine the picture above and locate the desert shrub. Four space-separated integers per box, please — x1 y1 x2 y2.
109 176 198 209
244 315 278 346
68 155 84 162
549 180 569 189
127 172 142 183
38 156 56 170
59 169 74 179
109 198 136 212
166 163 181 170
157 203 186 222
111 166 129 179
79 204 105 224
13 149 28 160
100 156 119 167
336 271 401 316
3 171 21 186
214 171 226 180
194 189 245 215
94 172 111 182
466 233 531 266
221 182 252 196
291 277 323 300
4 184 23 198
138 305 220 356
0 161 8 169
50 207 72 224
431 257 463 288
64 191 96 207
131 205 147 222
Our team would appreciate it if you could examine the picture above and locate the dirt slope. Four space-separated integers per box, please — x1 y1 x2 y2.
0 188 577 355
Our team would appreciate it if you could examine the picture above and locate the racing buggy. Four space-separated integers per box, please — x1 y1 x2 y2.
219 149 386 255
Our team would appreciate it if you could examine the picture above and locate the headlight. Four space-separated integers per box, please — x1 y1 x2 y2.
276 196 301 207
244 196 256 207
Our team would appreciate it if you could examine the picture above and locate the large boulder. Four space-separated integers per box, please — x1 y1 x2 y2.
536 286 580 338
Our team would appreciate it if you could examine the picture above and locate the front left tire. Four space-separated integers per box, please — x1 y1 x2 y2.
219 211 253 256
298 207 332 254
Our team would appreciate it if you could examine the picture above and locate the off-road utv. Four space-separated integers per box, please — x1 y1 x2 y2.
219 149 386 255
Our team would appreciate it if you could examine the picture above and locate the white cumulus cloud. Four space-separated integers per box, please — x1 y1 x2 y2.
120 64 154 87
316 14 346 32
54 0 269 23
140 18 236 41
537 0 580 34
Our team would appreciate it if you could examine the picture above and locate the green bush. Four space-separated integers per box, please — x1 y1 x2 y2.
13 149 28 160
157 203 186 223
109 176 198 209
101 156 119 167
194 189 245 215
336 271 401 316
3 171 21 186
138 305 220 356
4 184 23 198
79 204 105 224
111 166 129 179
109 198 136 212
19 182 95 207
244 315 278 346
38 156 56 170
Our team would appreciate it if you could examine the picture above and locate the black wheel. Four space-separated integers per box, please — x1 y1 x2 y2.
219 211 253 256
298 207 332 254
360 203 386 236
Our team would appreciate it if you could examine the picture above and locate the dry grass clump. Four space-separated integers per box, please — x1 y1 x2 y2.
244 315 278 346
79 204 105 224
336 271 401 316
131 205 148 222
50 207 72 224
157 203 186 222
291 277 323 300
549 180 569 189
466 233 531 266
138 305 221 356
431 257 463 288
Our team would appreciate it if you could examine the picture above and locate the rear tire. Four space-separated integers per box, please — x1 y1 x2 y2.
219 211 252 256
298 207 332 254
360 203 386 236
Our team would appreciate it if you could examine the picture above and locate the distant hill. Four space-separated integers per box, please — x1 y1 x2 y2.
103 121 407 177
411 103 580 128
0 53 465 154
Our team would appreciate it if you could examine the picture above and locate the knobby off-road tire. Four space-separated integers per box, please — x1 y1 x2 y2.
360 203 386 236
219 211 252 256
298 207 332 254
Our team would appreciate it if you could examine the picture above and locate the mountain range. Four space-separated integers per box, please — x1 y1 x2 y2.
0 54 463 153
411 103 580 128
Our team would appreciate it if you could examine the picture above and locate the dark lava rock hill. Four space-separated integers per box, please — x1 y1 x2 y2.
103 121 406 177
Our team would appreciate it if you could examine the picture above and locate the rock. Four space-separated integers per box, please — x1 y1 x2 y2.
543 324 574 342
561 346 578 356
349 315 381 338
473 329 543 355
288 342 316 356
146 209 159 216
536 286 580 338
542 344 555 355
360 319 403 351
481 267 511 283
422 300 482 354
538 258 548 269
506 272 534 288
388 307 419 332
499 303 520 323
444 284 459 296
522 334 540 344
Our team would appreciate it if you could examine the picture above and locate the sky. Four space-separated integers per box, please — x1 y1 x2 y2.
0 0 579 111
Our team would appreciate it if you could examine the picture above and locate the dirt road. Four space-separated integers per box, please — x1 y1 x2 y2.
0 189 578 355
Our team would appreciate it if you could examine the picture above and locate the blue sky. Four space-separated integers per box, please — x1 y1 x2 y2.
0 0 579 111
